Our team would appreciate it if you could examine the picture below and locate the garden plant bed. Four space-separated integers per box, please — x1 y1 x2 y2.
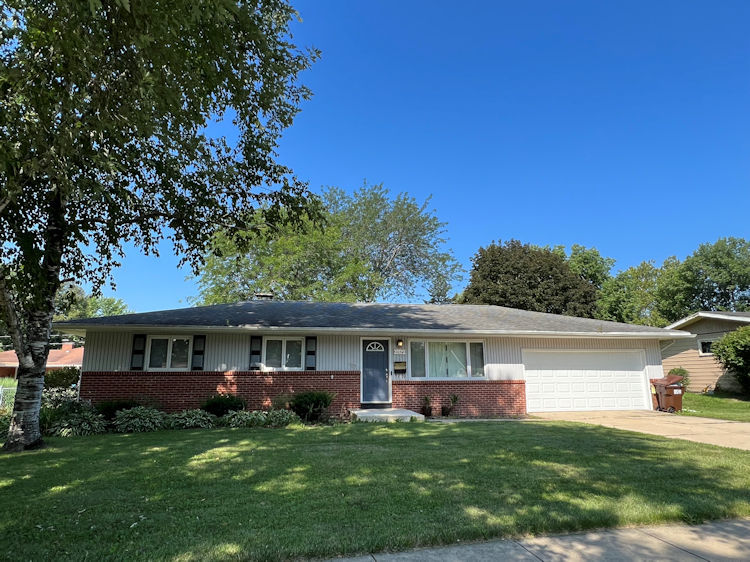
2 422 750 560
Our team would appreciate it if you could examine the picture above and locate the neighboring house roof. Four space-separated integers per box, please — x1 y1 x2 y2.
665 311 750 331
0 345 84 368
54 301 692 340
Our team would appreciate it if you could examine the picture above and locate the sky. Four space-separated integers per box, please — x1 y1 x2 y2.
102 0 750 312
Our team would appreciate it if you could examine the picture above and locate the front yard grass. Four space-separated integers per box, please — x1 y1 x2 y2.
2 421 750 561
681 392 750 422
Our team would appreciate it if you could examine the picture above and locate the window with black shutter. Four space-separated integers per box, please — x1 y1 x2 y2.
130 334 146 371
305 336 317 370
191 335 206 370
250 336 263 369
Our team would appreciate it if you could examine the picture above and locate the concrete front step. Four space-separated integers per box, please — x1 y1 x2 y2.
350 408 424 422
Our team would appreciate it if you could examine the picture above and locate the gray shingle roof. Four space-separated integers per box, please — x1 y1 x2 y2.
666 310 750 330
55 301 691 339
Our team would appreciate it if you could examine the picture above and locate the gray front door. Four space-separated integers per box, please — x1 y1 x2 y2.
362 339 390 403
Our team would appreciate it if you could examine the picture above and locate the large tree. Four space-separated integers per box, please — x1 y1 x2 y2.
0 0 318 451
54 284 131 321
462 240 598 317
195 183 462 303
655 237 750 322
596 260 671 326
550 244 615 290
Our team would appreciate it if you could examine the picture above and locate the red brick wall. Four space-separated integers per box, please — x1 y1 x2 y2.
80 371 360 417
392 379 526 417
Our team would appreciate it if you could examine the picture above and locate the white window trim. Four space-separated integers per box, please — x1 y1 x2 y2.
698 338 717 357
145 335 193 371
262 337 304 371
407 339 486 380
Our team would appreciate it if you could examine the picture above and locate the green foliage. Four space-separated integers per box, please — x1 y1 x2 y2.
0 0 319 450
221 410 269 428
95 399 143 421
655 238 750 322
667 367 690 389
0 410 9 443
289 391 335 423
41 388 80 409
712 327 750 395
462 240 598 317
44 366 81 389
596 260 670 326
167 409 216 430
54 284 131 321
265 409 301 428
549 244 615 289
200 394 246 417
113 407 167 433
50 410 108 437
194 183 461 304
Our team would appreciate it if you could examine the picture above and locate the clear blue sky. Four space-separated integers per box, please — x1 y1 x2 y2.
104 0 750 311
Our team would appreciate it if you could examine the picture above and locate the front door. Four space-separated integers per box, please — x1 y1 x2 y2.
362 339 390 403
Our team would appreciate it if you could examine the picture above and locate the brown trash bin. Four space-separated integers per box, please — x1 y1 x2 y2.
650 375 684 412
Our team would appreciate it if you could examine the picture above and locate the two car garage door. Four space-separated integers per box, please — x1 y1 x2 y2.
523 350 651 412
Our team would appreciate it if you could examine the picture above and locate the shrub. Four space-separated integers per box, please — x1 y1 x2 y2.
668 367 690 389
0 410 10 442
266 409 301 428
713 327 750 395
45 366 81 388
168 409 216 430
222 410 269 428
113 406 166 433
200 393 246 417
42 387 79 409
95 399 143 421
289 391 335 423
51 410 108 437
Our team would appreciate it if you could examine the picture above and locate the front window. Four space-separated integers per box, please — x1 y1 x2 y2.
409 340 485 378
264 338 303 370
699 340 714 355
147 336 192 370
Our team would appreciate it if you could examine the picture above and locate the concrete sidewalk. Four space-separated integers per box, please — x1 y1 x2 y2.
333 518 750 561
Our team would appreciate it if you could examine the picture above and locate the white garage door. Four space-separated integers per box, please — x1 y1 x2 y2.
523 350 650 412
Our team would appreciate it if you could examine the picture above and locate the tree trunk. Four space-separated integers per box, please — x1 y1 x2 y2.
2 312 52 452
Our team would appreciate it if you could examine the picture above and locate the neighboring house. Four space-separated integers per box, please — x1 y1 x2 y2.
662 311 750 393
54 302 692 417
0 342 84 378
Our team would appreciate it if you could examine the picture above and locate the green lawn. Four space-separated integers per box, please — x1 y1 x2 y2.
2 422 750 561
681 392 750 422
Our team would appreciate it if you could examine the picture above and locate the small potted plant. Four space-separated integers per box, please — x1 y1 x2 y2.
421 395 432 417
441 393 459 416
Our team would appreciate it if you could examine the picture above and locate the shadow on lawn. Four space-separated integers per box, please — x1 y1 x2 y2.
1 422 750 560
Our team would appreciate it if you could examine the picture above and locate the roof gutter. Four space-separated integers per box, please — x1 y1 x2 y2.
53 323 694 340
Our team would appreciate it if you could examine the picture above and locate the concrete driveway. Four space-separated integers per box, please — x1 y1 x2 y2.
534 410 750 450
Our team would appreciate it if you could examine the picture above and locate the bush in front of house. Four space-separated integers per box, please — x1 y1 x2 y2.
40 389 90 435
168 409 216 430
221 410 268 428
265 409 301 428
44 366 81 388
42 387 79 409
200 393 246 417
113 406 167 433
0 410 10 442
713 326 750 395
288 391 335 423
95 399 144 421
50 410 108 437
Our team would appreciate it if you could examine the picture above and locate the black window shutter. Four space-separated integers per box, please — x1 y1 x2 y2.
305 336 317 371
130 334 146 371
250 336 263 369
191 335 206 371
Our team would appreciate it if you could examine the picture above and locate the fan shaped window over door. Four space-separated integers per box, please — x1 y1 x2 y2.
366 342 385 352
